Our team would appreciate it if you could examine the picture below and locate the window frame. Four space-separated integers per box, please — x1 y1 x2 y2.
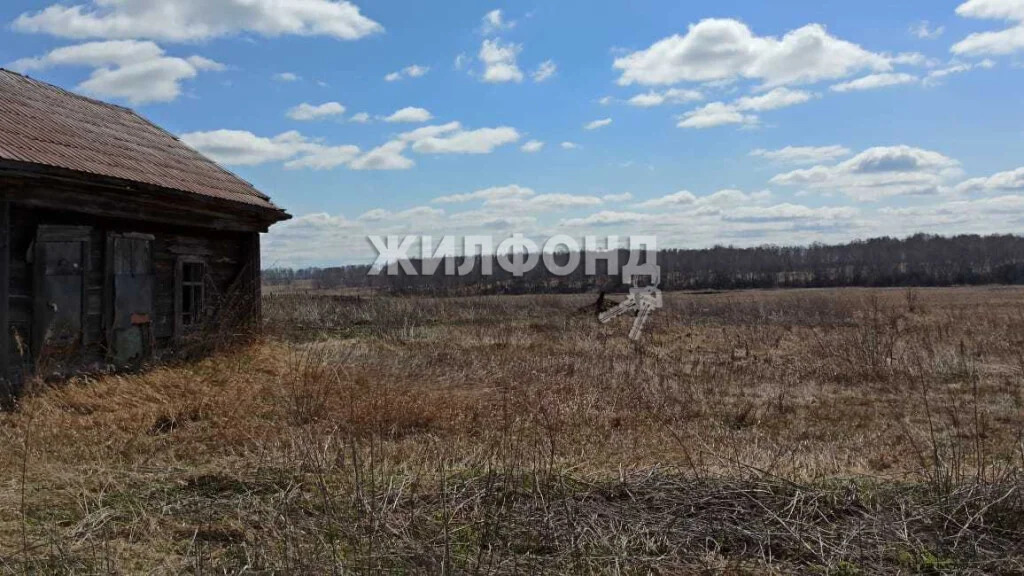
174 256 207 339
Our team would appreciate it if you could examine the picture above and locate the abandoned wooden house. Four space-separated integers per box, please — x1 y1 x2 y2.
0 69 290 394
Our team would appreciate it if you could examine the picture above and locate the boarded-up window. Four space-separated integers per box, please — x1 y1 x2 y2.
110 234 154 365
33 226 90 369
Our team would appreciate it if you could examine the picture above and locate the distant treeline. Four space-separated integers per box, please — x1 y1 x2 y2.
263 233 1024 295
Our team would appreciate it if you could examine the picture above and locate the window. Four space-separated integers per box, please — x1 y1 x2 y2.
180 262 205 327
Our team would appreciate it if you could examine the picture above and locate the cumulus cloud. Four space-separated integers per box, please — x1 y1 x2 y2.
830 73 918 92
613 18 891 88
627 88 703 107
724 203 858 222
637 190 698 208
770 145 962 200
479 38 523 83
274 72 300 82
603 192 635 202
9 40 223 105
954 166 1024 193
384 107 433 123
481 9 515 35
385 64 429 81
952 0 1024 55
923 59 995 85
180 129 320 166
561 142 579 150
584 118 613 130
13 0 383 42
349 112 371 123
751 145 852 165
532 60 557 82
284 144 361 170
677 87 813 129
521 140 545 153
348 141 414 170
488 193 604 212
561 211 651 227
180 129 414 171
287 101 346 121
637 189 771 211
910 21 945 39
434 185 536 204
400 122 521 154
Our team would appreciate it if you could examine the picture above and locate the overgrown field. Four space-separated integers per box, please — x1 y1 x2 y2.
1 287 1023 574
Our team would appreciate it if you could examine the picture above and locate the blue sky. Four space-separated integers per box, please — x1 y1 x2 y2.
2 0 1023 266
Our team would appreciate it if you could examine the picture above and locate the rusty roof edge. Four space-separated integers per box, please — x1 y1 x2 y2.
0 159 292 224
0 68 137 114
128 109 273 203
0 68 278 207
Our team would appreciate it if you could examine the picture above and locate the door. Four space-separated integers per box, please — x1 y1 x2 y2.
110 234 155 365
32 226 90 370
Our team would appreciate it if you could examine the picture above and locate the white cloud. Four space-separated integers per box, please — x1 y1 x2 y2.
489 193 604 212
733 87 814 111
400 122 521 154
9 40 222 105
830 73 918 92
481 9 515 35
13 0 383 42
770 145 962 200
955 166 1024 193
187 55 226 72
384 107 433 123
521 140 545 153
386 64 430 81
180 129 320 166
637 189 771 211
678 102 757 129
603 192 635 202
957 0 1024 21
349 141 414 170
924 59 995 84
724 203 858 222
910 21 945 39
584 118 613 130
751 145 852 165
180 129 415 171
637 190 698 208
404 64 429 78
533 60 557 82
274 72 300 82
613 18 891 88
561 141 579 150
349 112 371 123
434 185 536 204
284 144 361 170
287 101 346 121
561 211 651 227
952 0 1024 55
627 88 703 107
677 87 812 129
479 38 523 83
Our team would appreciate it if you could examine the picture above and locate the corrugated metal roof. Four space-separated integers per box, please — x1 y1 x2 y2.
0 69 286 217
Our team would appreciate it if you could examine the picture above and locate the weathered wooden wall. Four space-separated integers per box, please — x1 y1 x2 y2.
3 180 259 385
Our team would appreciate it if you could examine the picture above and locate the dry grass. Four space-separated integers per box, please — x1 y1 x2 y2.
1 287 1023 573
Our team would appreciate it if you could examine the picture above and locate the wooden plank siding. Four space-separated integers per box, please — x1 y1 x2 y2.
4 178 257 381
0 196 8 392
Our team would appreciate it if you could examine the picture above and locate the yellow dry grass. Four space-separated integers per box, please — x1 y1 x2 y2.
0 287 1022 573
